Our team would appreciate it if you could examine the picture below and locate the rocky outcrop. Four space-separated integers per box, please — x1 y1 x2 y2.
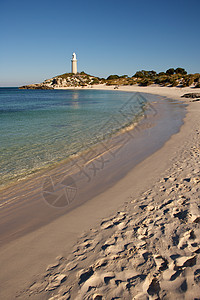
19 84 53 90
181 93 200 98
19 73 102 90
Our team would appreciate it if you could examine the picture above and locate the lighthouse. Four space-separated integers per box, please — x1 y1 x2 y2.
71 52 77 74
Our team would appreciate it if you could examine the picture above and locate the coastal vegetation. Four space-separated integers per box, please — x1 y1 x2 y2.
19 72 104 89
19 68 200 89
106 68 200 88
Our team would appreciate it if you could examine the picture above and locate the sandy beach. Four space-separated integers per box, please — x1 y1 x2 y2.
0 85 200 300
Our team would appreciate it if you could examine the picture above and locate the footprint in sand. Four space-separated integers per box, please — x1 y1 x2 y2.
194 269 200 284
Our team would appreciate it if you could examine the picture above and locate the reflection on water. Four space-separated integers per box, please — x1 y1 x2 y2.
72 92 79 100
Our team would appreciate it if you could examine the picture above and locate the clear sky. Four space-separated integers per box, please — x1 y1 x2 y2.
1 0 200 86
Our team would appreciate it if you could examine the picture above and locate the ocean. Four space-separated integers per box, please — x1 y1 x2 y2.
0 88 146 187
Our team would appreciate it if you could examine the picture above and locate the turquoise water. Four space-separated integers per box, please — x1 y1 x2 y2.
0 88 146 187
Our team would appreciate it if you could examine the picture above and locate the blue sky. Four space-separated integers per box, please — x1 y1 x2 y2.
1 0 200 86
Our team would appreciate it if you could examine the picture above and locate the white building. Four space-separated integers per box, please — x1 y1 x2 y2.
71 52 77 74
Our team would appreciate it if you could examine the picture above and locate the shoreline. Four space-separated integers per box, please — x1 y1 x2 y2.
0 85 200 299
0 84 189 192
0 92 185 245
0 90 147 192
55 83 199 100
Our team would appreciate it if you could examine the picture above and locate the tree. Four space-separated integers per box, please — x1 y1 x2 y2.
133 70 156 78
175 68 187 75
91 78 99 85
140 79 153 86
107 75 119 80
133 71 145 78
148 70 157 77
133 70 149 78
158 72 166 76
166 68 175 75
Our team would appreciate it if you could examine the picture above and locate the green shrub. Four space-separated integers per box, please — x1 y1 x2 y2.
107 75 119 80
133 71 145 78
170 80 178 87
185 77 194 86
194 75 200 83
169 77 179 86
155 75 168 85
90 78 99 85
133 70 157 78
162 81 170 86
195 83 200 88
140 79 153 86
175 68 187 75
106 81 115 86
130 81 136 85
166 68 175 75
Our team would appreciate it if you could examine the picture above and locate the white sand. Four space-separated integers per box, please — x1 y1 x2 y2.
0 85 200 300
55 83 199 100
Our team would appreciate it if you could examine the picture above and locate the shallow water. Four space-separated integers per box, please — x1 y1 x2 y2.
0 88 146 186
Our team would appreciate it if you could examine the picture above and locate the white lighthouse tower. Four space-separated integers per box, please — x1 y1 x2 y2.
71 52 77 74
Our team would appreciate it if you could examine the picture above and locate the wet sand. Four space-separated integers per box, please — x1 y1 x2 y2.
0 86 199 299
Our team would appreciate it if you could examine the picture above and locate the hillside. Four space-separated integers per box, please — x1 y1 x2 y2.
19 68 200 89
19 72 104 89
105 68 200 88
